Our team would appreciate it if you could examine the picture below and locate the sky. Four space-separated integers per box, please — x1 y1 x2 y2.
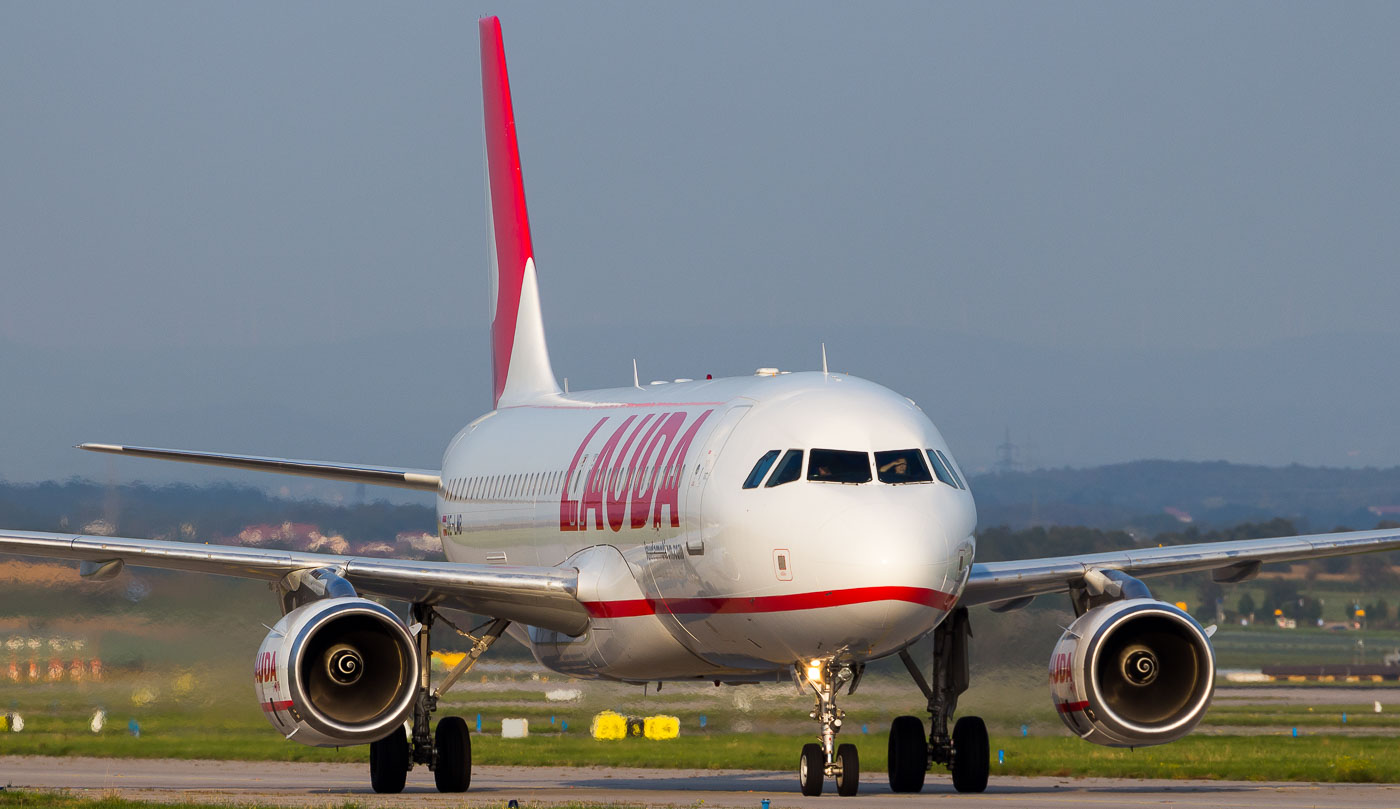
2 2 1399 501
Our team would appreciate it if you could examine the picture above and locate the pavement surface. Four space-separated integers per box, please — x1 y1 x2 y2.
5 756 1400 808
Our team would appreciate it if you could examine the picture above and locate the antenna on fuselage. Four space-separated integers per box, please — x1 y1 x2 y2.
821 343 829 376
563 377 569 393
632 359 641 389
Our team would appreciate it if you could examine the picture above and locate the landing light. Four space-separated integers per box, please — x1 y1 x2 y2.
806 660 824 684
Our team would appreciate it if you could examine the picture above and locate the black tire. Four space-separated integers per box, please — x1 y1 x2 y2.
951 715 989 794
799 742 824 796
835 743 859 797
434 715 472 793
369 727 410 794
887 714 927 793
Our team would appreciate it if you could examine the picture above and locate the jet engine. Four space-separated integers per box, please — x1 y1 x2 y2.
1049 598 1215 747
253 596 419 747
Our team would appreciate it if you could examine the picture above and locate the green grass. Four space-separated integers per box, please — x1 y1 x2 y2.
5 724 1400 783
473 733 1400 780
1206 624 1400 669
1 663 1398 783
1203 702 1400 728
6 575 1400 788
990 735 1398 782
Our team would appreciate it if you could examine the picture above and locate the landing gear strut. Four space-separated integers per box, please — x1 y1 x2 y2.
889 607 988 793
370 604 508 794
795 658 864 796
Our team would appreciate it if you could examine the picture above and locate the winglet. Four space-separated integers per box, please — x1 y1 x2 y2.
480 16 561 409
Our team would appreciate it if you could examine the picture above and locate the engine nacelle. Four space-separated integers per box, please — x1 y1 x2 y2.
254 596 418 747
1049 598 1215 747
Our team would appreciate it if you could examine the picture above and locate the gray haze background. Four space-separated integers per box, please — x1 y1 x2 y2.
3 2 1398 503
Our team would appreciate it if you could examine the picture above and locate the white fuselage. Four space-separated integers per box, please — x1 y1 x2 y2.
436 371 977 682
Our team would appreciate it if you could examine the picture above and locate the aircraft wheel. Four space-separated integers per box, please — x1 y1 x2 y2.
950 715 989 793
887 714 927 793
799 742 824 796
434 715 472 793
835 743 859 796
369 727 409 794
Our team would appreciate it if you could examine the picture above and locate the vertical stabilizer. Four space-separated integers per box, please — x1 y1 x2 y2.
480 17 561 409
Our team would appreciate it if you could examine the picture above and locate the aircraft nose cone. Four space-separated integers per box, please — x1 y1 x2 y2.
817 502 951 583
810 500 957 651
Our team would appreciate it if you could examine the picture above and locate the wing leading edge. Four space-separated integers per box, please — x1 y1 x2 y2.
961 527 1400 608
0 530 587 635
79 444 441 492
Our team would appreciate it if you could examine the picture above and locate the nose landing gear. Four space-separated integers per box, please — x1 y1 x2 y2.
888 607 989 793
795 658 865 796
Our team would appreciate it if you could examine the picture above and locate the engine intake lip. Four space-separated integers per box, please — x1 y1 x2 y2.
1085 602 1215 741
285 599 418 743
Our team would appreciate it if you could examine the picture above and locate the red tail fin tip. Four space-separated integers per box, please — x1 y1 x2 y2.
480 16 560 409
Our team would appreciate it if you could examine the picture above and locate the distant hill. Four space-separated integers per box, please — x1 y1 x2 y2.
970 460 1400 533
4 460 1400 554
0 480 443 560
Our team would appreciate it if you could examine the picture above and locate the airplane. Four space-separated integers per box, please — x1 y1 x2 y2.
4 15 1400 798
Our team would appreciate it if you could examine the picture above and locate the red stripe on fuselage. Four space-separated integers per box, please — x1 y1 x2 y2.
508 401 726 410
480 17 533 409
582 585 957 618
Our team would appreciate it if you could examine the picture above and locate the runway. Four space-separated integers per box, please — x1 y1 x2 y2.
5 757 1400 808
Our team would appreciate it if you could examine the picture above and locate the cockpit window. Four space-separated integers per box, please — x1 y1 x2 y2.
765 449 804 487
936 449 967 490
875 449 933 484
743 449 782 489
926 449 964 489
807 449 872 484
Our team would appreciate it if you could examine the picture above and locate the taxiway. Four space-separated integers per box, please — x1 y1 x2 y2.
4 756 1399 808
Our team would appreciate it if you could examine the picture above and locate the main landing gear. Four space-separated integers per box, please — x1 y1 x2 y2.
888 607 989 794
794 657 865 796
369 605 509 794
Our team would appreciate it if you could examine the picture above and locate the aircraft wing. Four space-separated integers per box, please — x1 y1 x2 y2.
0 530 588 635
961 526 1400 608
78 443 441 492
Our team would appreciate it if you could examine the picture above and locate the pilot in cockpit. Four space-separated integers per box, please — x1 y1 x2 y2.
879 455 910 481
